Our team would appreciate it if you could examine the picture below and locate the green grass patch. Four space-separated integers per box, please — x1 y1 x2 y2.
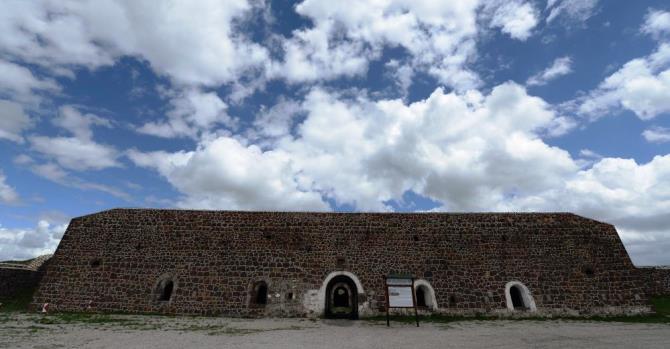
38 313 140 326
651 295 670 315
366 296 670 325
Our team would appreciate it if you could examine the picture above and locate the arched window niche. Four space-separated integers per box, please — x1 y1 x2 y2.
154 274 177 303
413 279 438 310
504 281 537 312
250 281 269 307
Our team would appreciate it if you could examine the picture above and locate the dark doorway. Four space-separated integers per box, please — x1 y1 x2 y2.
325 275 358 319
416 286 427 307
251 281 268 306
510 285 525 310
333 286 349 307
159 280 174 301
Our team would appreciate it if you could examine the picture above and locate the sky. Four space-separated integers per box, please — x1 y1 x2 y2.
1 0 670 265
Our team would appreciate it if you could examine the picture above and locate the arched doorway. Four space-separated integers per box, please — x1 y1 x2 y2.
504 281 537 312
325 275 358 319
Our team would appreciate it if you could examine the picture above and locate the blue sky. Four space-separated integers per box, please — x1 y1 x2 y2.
1 0 670 265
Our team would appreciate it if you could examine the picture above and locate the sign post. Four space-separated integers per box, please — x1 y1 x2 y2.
384 275 419 327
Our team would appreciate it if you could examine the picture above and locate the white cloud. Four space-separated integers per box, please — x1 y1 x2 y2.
127 138 329 211
527 56 573 86
130 82 574 211
248 98 303 143
641 9 670 39
546 0 599 25
0 220 68 261
0 59 59 104
53 105 112 140
0 0 269 86
0 171 19 204
643 126 670 143
270 0 482 91
486 1 539 41
578 43 670 120
28 106 119 171
0 100 32 143
30 136 120 171
137 89 232 139
27 162 130 200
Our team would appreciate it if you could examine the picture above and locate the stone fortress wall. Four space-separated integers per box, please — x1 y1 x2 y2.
0 254 51 300
32 209 654 317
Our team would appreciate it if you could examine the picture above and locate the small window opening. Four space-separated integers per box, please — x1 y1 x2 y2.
583 266 594 276
159 280 174 301
502 234 508 242
449 295 457 306
90 259 101 268
416 286 427 307
286 292 294 301
336 257 346 268
413 235 419 242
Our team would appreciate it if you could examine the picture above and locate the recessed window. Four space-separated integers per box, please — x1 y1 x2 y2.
286 292 294 301
413 235 419 242
336 257 346 268
583 266 595 276
449 295 457 306
90 259 101 268
155 277 176 302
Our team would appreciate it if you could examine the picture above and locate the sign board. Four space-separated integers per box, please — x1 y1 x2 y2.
384 275 419 327
388 286 414 307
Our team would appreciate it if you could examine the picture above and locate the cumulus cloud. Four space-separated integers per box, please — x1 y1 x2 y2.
485 0 540 41
578 43 670 120
0 220 68 261
269 0 482 91
138 89 232 139
0 171 19 204
642 126 670 143
546 0 599 25
0 100 33 143
127 137 329 211
130 82 574 211
0 0 269 86
641 9 670 39
527 56 573 86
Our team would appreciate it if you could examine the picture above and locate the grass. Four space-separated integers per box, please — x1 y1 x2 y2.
366 296 670 325
2 287 668 326
37 313 140 325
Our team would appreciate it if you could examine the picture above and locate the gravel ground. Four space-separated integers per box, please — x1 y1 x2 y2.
1 313 669 349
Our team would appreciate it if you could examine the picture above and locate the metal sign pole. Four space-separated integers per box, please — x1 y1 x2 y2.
385 277 390 327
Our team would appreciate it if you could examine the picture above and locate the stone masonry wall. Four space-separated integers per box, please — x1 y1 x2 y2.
638 267 670 296
33 209 650 317
0 268 43 300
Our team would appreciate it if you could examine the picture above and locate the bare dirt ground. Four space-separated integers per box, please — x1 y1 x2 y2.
1 313 669 349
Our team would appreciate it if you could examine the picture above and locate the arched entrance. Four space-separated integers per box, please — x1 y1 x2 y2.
504 281 537 312
325 275 358 319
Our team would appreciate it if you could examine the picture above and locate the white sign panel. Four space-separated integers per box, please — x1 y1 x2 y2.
388 286 414 307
